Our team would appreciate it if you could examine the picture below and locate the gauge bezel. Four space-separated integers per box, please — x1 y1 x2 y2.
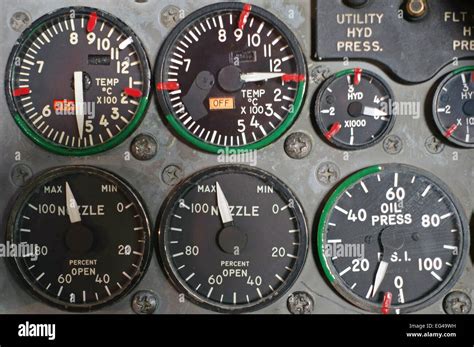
4 6 152 156
158 165 308 313
432 66 474 148
154 2 307 153
317 163 469 313
314 68 396 150
6 165 153 312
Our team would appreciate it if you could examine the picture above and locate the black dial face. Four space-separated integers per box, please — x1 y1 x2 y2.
159 165 308 312
7 166 151 311
433 67 474 148
155 2 306 153
315 69 395 150
318 164 469 313
5 7 151 156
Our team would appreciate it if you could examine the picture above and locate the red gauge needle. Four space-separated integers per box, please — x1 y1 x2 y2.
325 122 342 140
381 292 392 315
444 124 458 138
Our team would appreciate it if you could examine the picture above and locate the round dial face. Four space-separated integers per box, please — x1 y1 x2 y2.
315 69 395 150
155 2 306 153
5 7 151 156
433 67 474 148
317 164 469 313
7 166 151 311
159 165 308 312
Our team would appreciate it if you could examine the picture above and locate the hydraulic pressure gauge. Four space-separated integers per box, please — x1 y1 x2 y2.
314 68 395 150
155 2 307 153
5 7 151 156
318 164 469 314
433 66 474 148
159 165 308 312
7 166 151 311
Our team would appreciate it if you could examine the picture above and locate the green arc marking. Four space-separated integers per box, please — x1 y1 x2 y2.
452 65 474 75
316 165 382 282
13 96 149 156
166 80 306 154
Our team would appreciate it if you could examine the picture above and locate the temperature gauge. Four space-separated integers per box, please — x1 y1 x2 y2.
5 7 151 156
155 2 307 153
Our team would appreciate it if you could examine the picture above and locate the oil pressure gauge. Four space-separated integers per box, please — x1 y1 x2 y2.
155 2 307 153
433 66 474 148
159 165 308 312
5 7 151 156
318 164 469 313
6 166 151 311
314 68 395 150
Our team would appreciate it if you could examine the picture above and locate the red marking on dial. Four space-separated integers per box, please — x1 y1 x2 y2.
444 124 458 138
381 292 392 315
238 4 252 30
13 87 31 97
87 12 98 33
354 68 362 86
471 72 474 84
123 87 143 98
325 122 342 140
156 82 180 91
282 74 305 83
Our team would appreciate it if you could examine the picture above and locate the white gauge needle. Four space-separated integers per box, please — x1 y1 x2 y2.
66 181 81 224
371 260 388 297
240 72 285 83
216 182 233 226
362 106 388 118
73 71 85 139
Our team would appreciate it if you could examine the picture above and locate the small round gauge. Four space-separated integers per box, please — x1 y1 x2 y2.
318 164 469 314
433 66 474 148
314 68 395 150
6 166 151 311
5 7 151 156
155 2 307 153
159 165 308 312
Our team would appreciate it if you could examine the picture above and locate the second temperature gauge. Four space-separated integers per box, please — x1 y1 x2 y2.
158 165 308 312
155 2 307 153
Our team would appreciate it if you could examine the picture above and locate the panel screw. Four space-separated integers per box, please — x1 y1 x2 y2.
383 135 403 155
425 135 444 154
160 5 182 29
310 65 331 86
316 162 339 185
10 163 33 187
132 290 158 314
443 291 472 315
284 132 312 159
405 0 428 19
162 165 184 186
9 11 31 32
287 292 314 314
130 134 157 161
